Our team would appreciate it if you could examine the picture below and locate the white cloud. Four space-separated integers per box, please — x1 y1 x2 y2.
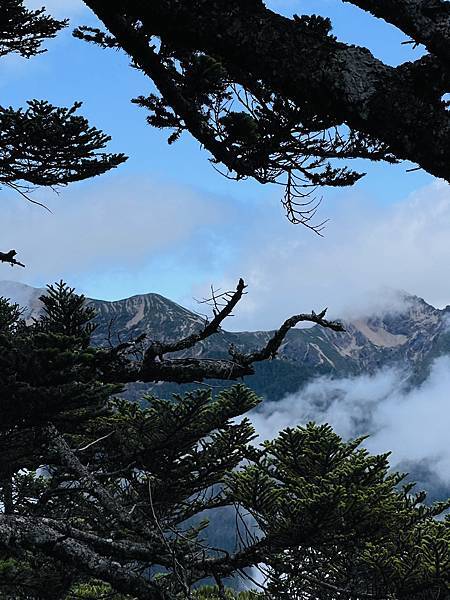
195 180 450 331
0 175 227 287
249 357 450 490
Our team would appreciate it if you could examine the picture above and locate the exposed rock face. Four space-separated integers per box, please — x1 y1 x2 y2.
88 293 206 348
1 281 449 398
286 293 448 376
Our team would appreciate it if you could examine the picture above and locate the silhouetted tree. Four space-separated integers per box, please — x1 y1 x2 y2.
78 0 450 230
0 0 126 266
0 284 448 599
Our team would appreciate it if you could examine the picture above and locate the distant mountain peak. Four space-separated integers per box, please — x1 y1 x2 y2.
1 280 449 390
0 279 44 297
87 290 205 345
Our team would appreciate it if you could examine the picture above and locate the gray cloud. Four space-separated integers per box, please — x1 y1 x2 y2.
249 356 450 493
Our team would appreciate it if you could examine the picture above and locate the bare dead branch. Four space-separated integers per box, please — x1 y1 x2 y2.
197 283 242 317
75 430 115 453
229 308 344 365
4 181 52 212
97 280 344 385
143 278 246 361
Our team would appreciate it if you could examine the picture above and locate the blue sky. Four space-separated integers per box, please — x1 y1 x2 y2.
2 0 447 329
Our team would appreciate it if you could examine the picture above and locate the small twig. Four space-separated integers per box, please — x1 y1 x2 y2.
5 181 53 213
76 431 115 453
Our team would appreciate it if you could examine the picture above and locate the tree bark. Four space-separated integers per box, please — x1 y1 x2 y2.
343 0 450 64
84 0 450 182
1 478 14 515
0 515 168 599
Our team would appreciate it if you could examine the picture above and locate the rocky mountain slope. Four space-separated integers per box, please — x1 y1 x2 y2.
1 280 449 400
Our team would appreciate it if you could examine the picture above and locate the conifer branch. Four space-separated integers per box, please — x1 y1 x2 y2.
0 0 65 58
82 0 450 214
0 515 169 599
45 424 164 548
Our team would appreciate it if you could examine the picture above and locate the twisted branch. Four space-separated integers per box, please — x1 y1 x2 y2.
99 279 344 385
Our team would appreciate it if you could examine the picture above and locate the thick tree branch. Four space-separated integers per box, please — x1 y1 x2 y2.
98 354 254 384
83 0 450 185
343 0 450 65
140 357 254 384
77 7 257 179
187 535 284 581
0 515 168 599
229 308 344 366
51 521 163 564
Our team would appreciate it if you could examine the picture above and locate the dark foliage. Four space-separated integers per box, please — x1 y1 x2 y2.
0 0 65 58
0 100 126 190
79 0 450 231
0 1 126 265
0 285 448 599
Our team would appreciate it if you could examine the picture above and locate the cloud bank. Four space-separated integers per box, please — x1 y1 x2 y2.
0 175 228 296
249 356 450 497
194 180 450 331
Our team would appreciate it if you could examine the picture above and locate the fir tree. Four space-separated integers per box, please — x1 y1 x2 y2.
0 284 448 599
0 1 126 266
0 283 120 596
228 424 450 599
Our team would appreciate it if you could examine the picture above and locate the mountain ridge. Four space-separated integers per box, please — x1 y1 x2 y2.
1 280 449 400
